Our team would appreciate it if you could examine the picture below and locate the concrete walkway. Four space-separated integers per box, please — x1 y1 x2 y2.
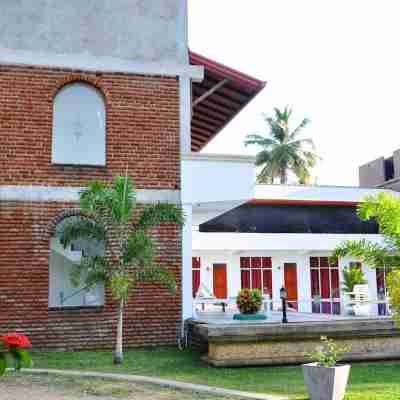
23 368 288 400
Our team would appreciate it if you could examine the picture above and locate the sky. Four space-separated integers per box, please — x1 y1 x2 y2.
189 0 400 186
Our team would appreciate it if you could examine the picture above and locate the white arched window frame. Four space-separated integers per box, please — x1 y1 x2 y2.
52 82 106 166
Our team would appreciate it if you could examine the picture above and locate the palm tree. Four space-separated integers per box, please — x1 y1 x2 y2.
59 175 184 364
245 106 319 184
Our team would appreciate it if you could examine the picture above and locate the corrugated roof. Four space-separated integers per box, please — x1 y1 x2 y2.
190 51 266 151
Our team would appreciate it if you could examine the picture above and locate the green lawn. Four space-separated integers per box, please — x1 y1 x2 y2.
32 349 400 400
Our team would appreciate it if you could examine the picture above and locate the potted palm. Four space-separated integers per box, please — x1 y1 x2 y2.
303 336 351 400
342 266 367 315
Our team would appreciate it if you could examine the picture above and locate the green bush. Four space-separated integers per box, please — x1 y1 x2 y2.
236 288 262 314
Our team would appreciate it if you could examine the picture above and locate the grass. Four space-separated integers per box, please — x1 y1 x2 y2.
31 348 400 399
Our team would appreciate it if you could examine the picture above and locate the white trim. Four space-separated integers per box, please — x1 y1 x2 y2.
182 205 193 319
182 153 256 164
193 232 384 252
0 186 180 204
0 47 204 81
254 184 400 203
180 76 192 154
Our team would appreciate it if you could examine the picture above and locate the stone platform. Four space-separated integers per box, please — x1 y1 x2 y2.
188 312 400 367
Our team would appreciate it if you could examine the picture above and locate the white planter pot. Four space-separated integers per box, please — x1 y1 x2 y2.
302 363 351 400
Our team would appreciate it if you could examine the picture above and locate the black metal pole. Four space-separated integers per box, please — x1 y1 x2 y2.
282 297 288 324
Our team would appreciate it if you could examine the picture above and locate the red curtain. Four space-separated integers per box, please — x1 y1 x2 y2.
263 269 272 296
192 270 200 298
331 269 340 298
321 268 330 298
251 269 262 290
310 269 320 297
241 270 250 289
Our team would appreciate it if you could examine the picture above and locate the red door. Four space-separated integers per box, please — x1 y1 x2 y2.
284 263 298 310
213 264 228 299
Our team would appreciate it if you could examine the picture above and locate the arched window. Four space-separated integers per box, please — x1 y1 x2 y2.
52 83 106 166
49 217 104 308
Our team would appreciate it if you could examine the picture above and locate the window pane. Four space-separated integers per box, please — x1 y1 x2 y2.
262 257 272 269
240 257 250 269
192 270 200 298
241 270 250 289
251 257 261 269
262 269 272 296
52 83 106 166
311 269 320 297
321 268 330 298
49 218 104 308
251 270 262 290
331 269 340 298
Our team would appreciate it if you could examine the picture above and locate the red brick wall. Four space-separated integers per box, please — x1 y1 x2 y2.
0 65 183 349
0 202 182 350
0 66 180 189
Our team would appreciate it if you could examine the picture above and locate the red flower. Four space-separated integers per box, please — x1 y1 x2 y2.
1 333 32 349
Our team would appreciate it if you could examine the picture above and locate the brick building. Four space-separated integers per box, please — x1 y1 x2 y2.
0 1 265 349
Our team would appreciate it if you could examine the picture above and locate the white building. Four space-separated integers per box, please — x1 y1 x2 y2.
190 184 398 317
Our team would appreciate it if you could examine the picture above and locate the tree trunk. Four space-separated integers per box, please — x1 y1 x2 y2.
279 169 288 184
113 299 124 365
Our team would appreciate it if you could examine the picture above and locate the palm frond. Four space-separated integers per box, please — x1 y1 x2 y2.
80 181 110 217
332 239 400 267
109 175 136 224
59 218 106 248
289 118 311 141
122 229 155 266
70 255 107 288
136 203 184 231
244 134 277 148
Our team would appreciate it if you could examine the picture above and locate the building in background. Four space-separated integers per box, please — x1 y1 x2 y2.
359 149 400 190
0 1 265 349
193 184 398 317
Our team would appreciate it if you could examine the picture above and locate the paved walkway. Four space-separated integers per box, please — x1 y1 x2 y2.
24 368 288 400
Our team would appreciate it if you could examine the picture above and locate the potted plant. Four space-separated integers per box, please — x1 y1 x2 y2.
234 288 266 320
342 266 367 315
0 333 33 376
303 336 351 400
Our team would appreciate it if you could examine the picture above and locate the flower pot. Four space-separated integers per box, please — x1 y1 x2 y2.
302 363 351 400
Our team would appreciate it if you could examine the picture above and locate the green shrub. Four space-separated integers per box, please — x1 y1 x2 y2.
236 289 262 314
307 336 351 367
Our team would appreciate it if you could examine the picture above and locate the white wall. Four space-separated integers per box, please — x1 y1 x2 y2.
182 153 255 205
0 0 187 65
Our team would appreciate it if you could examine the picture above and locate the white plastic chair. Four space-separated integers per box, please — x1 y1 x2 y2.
346 284 371 317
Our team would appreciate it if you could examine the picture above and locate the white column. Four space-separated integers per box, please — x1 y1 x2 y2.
181 204 193 319
299 254 312 313
179 74 192 154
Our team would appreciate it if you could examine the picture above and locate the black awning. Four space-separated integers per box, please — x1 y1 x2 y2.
200 203 379 234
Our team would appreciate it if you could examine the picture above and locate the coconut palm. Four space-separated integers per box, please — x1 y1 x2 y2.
245 106 319 184
59 175 184 364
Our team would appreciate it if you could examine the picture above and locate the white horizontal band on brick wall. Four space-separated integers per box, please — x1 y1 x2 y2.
0 47 204 81
0 186 181 204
